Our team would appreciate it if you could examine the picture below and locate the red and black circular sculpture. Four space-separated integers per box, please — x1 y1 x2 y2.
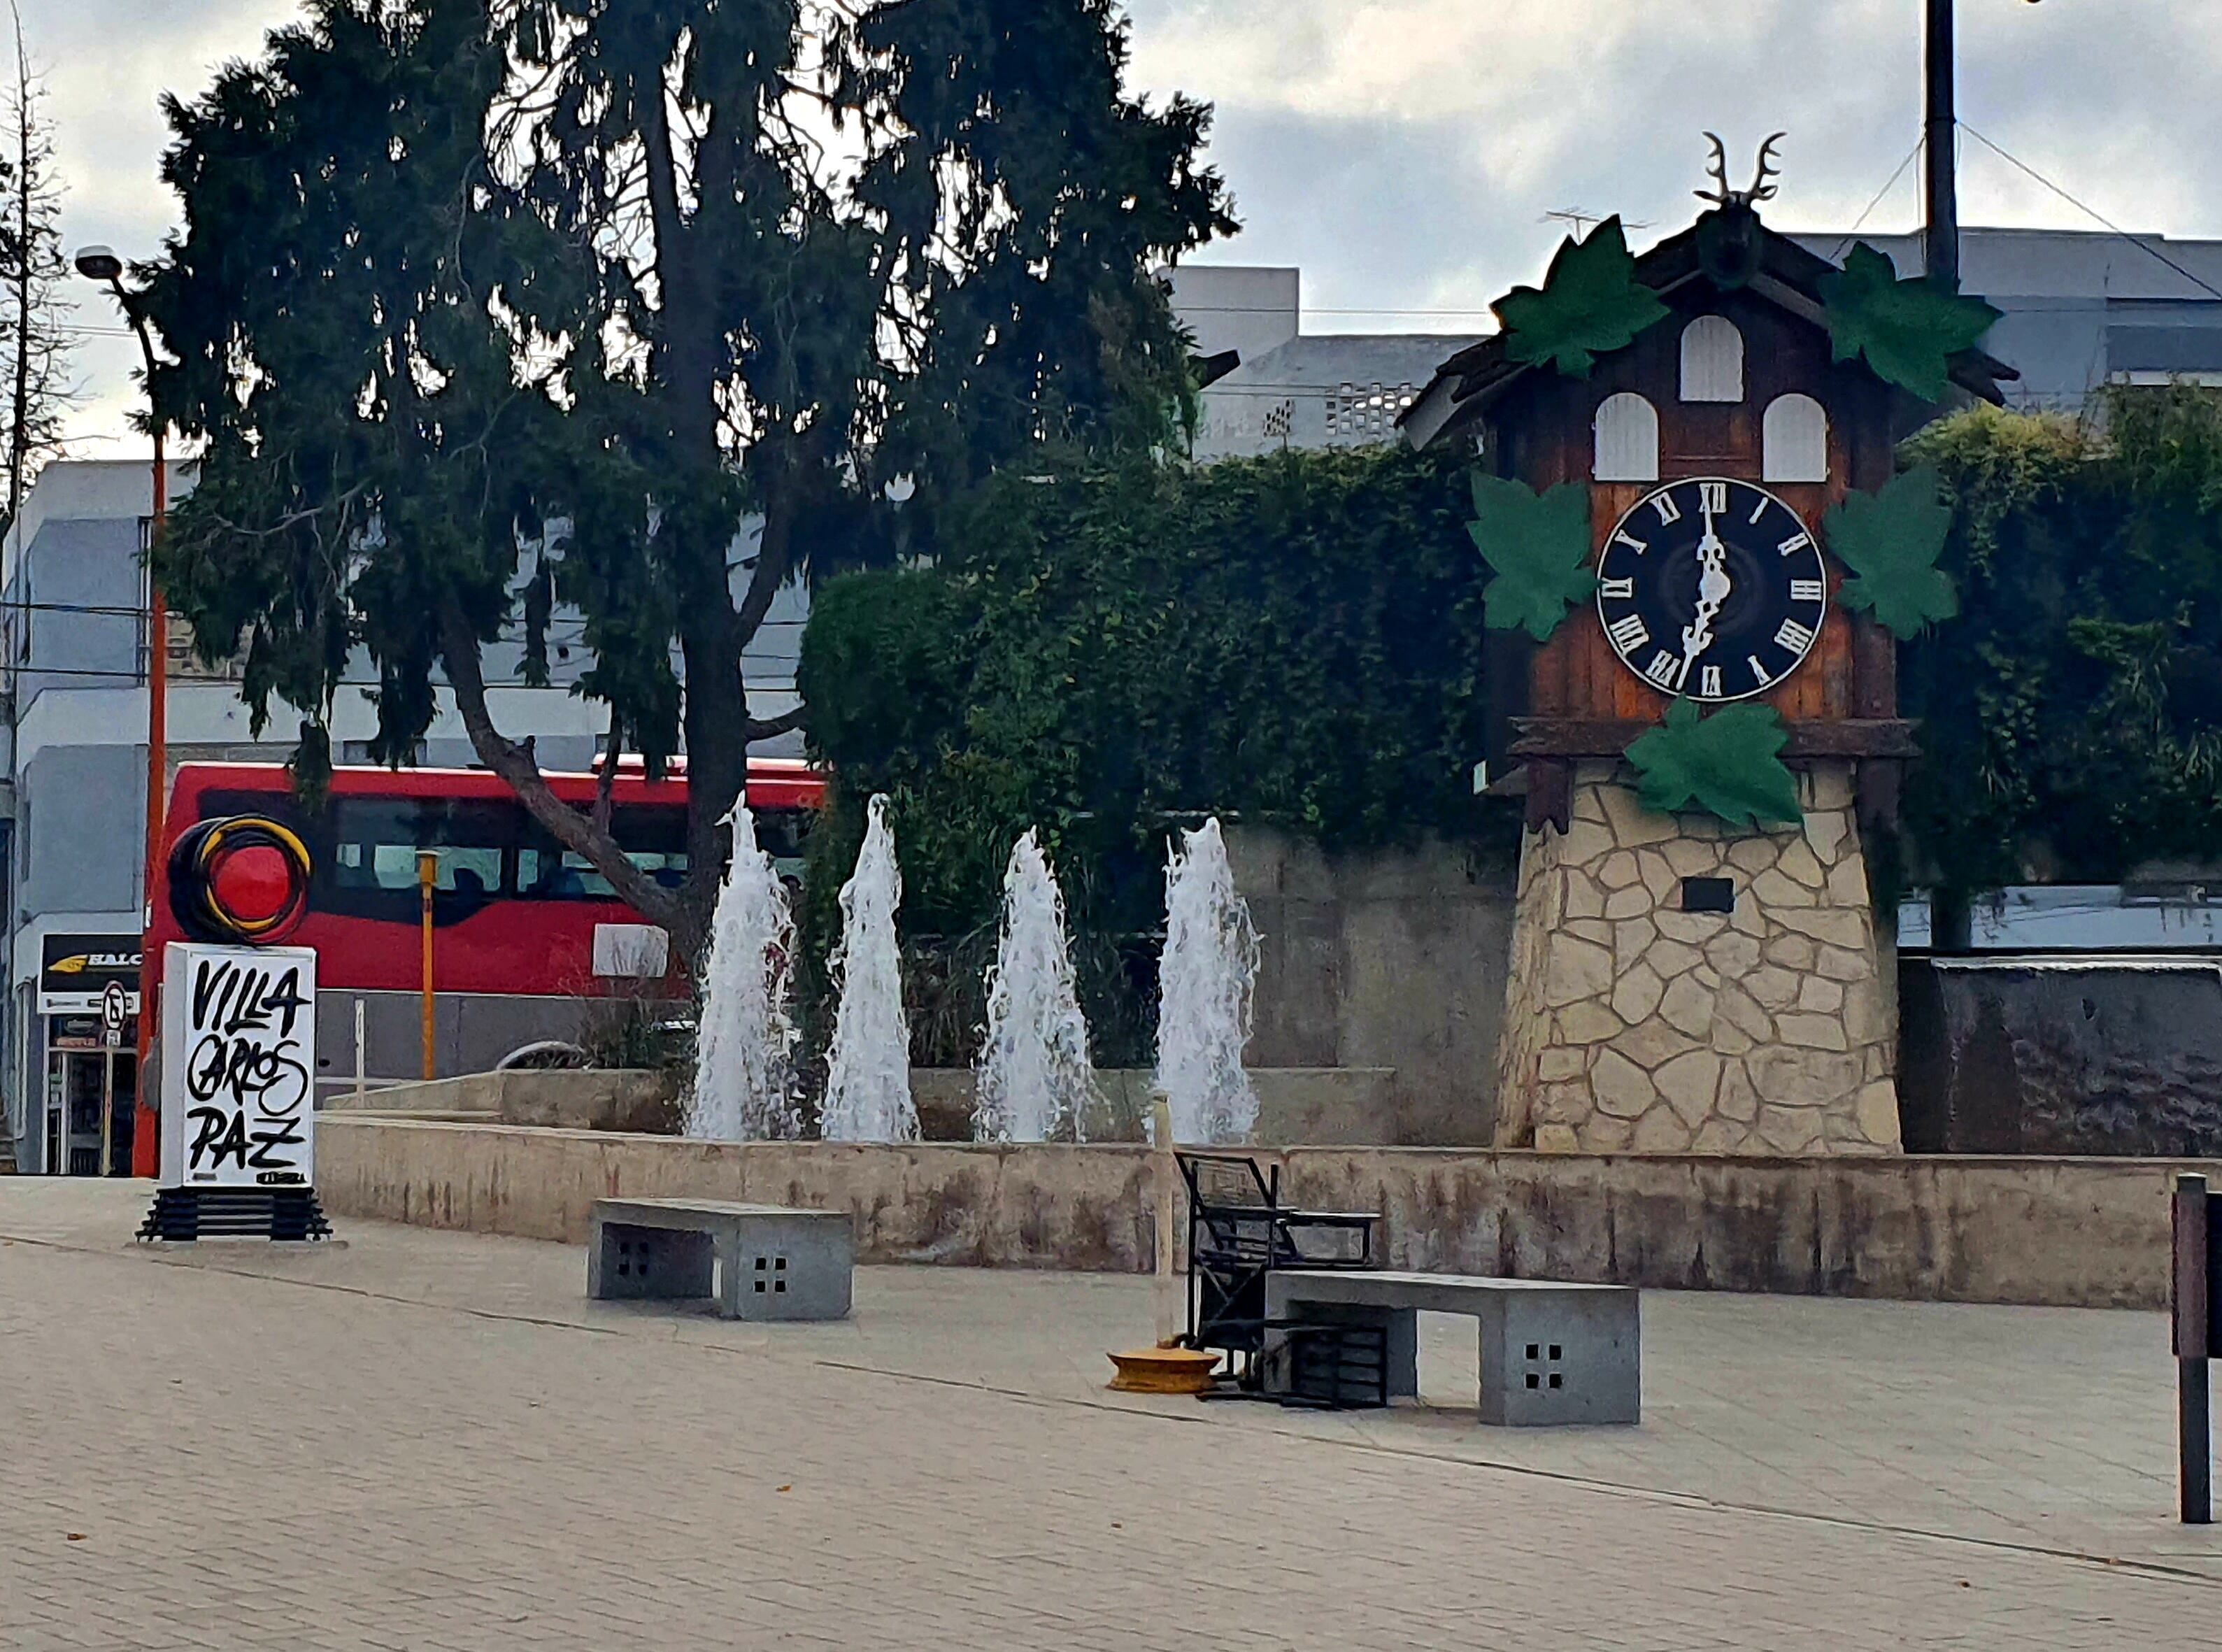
166 814 314 946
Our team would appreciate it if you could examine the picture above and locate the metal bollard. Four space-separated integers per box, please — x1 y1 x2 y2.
2174 1172 2212 1524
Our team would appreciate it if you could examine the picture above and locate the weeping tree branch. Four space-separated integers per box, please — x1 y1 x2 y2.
437 599 701 952
745 703 808 742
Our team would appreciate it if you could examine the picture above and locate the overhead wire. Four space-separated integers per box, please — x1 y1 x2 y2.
0 660 799 690
1960 122 2222 304
1172 303 1495 318
1828 141 1924 263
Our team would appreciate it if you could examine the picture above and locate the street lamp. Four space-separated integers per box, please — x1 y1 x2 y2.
75 243 166 1179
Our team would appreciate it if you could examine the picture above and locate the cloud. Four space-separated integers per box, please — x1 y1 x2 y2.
15 0 304 450
34 0 301 229
22 0 2222 450
1127 0 2222 325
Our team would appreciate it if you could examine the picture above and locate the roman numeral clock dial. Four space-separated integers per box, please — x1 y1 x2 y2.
1594 477 1828 702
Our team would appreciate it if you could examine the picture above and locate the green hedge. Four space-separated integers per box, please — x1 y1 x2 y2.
795 443 1514 1059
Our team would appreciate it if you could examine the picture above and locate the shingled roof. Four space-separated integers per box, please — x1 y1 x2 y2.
1400 211 2016 449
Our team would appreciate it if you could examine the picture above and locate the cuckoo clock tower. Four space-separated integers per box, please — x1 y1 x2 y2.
1404 139 2009 1155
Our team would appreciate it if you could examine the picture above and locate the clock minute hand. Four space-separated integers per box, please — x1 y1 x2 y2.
1679 511 1734 685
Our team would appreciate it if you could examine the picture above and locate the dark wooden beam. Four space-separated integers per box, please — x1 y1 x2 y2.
1511 716 1921 760
1524 758 1572 834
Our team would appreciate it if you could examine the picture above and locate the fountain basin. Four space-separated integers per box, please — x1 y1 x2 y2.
318 1112 2209 1310
909 1067 1402 1145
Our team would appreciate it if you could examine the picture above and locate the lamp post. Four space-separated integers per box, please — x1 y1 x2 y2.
1923 0 1960 291
1925 0 2046 292
74 244 166 1179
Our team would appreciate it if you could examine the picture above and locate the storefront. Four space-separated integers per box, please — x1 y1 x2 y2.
36 933 139 1176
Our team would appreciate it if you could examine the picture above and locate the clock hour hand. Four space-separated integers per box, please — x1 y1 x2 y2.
1679 503 1734 685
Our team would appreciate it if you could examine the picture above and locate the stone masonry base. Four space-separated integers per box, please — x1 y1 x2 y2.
1494 759 1899 1155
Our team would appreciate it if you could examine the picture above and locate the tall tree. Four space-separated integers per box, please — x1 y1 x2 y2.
147 0 1230 955
0 2 70 535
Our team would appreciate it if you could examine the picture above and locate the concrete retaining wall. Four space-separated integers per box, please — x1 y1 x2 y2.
321 1116 1156 1270
325 1069 679 1132
1229 825 1516 1147
318 1114 2216 1308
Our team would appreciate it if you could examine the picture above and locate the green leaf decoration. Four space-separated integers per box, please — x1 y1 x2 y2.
1820 243 2002 401
1823 464 1958 639
1626 698 1802 829
1495 217 1670 377
1466 473 1595 641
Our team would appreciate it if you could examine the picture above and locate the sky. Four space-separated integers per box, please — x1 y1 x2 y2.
23 0 2222 457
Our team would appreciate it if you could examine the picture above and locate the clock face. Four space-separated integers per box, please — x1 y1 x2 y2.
1596 477 1828 703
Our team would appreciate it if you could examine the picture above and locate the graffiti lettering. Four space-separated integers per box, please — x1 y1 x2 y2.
190 957 308 1039
186 1032 309 1114
173 946 316 1185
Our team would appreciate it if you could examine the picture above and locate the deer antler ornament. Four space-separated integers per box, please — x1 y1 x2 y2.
1746 133 1785 203
1696 132 1786 208
1698 132 1732 206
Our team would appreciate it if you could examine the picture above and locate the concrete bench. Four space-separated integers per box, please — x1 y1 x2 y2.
1264 1269 1639 1425
587 1198 853 1322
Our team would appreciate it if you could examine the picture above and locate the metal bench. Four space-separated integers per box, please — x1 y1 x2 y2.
587 1197 853 1322
1264 1269 1641 1425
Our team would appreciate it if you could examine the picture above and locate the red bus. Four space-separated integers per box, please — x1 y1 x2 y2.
141 758 825 1148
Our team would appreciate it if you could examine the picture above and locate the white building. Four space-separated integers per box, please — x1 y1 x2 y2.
1169 264 1479 462
0 459 803 1174
1794 228 2222 410
1171 227 2222 466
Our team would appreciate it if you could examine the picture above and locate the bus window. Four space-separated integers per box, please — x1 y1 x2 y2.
204 790 512 905
325 799 513 916
518 805 689 900
514 803 812 898
518 847 688 899
334 839 504 895
753 809 809 881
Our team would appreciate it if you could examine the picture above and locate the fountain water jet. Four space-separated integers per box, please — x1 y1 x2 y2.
685 804 799 1139
1155 818 1261 1144
819 795 918 1142
973 828 1099 1142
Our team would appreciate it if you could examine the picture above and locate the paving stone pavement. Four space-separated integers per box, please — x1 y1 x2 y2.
6 1179 2222 1650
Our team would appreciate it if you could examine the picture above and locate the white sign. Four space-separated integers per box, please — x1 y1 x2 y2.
160 942 317 1191
592 923 671 979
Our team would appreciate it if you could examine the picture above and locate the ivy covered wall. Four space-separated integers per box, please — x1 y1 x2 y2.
797 387 2222 1054
1902 387 2222 895
800 443 1509 892
796 444 1511 1060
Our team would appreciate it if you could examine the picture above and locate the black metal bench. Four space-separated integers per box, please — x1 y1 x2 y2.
1175 1152 1380 1400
